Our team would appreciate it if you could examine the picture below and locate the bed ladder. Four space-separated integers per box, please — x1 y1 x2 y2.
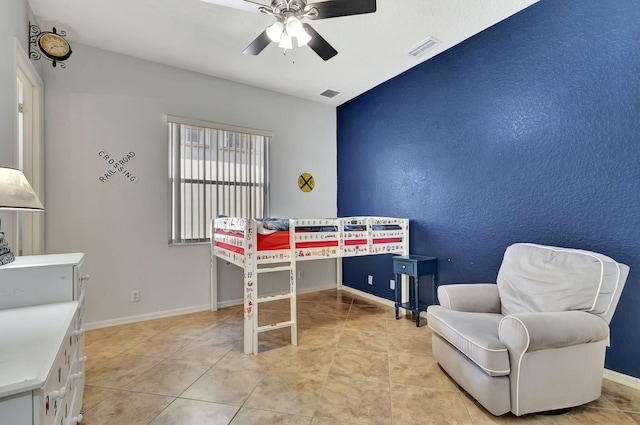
254 264 297 353
244 220 298 355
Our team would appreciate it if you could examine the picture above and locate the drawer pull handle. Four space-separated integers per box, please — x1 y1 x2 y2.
68 414 83 424
402 265 406 269
80 274 90 281
71 371 84 380
78 356 88 363
72 329 85 337
51 387 66 399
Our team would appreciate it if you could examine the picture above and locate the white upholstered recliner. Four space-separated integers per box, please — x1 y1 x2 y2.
426 243 629 416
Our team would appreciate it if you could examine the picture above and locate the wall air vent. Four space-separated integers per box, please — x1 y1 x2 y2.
407 36 441 58
320 89 341 99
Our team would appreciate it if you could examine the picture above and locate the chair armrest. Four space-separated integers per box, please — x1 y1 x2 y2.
438 284 501 313
498 311 609 353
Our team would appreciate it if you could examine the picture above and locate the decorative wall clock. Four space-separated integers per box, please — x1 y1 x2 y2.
29 22 72 68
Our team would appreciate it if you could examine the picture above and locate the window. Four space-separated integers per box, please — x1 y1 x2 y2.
168 116 270 244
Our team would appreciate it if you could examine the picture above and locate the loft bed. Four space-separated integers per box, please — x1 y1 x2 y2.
212 216 409 354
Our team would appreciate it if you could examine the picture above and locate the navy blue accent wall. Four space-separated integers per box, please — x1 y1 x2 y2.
337 0 640 378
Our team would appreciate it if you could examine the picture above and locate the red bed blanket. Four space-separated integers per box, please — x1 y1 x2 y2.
216 229 400 255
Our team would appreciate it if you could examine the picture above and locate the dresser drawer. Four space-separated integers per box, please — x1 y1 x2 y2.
67 304 85 424
68 359 85 423
54 361 84 425
0 253 85 309
394 260 415 275
38 334 73 423
64 387 84 425
35 303 84 425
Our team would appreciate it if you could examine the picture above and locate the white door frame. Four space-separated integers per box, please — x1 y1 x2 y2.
14 37 45 255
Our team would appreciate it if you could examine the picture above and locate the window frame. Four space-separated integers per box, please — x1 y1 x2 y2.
14 37 45 255
167 115 271 245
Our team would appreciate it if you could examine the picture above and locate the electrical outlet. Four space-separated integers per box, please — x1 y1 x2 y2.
131 290 140 302
367 275 373 285
390 279 395 290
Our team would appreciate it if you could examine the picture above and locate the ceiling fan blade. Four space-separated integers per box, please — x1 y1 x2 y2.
200 0 267 13
242 30 272 55
303 23 337 61
305 0 376 20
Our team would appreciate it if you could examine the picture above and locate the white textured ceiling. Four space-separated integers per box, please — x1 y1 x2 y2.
28 0 539 106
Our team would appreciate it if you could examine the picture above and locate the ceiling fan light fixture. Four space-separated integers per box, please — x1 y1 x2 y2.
266 21 284 42
237 0 377 61
296 28 312 47
278 33 293 50
285 16 303 37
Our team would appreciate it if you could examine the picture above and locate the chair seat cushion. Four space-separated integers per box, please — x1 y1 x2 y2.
427 306 510 376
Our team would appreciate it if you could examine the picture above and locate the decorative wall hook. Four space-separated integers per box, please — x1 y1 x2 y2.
29 22 72 68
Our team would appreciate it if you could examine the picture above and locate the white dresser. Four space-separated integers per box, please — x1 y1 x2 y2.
0 253 87 308
0 253 87 425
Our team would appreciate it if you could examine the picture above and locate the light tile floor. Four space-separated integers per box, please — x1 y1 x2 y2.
81 289 640 424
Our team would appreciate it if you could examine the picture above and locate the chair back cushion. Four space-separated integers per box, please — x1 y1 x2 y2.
497 243 626 322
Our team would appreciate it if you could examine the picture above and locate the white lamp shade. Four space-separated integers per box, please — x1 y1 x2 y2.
266 21 284 43
278 33 293 50
296 29 312 47
0 166 44 211
285 16 303 37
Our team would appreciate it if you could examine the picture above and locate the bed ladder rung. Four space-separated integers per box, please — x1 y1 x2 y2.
257 265 293 274
257 320 295 333
258 293 292 303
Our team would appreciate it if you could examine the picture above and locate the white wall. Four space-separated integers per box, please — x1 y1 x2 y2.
42 44 337 324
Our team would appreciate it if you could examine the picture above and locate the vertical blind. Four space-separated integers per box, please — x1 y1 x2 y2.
168 116 270 244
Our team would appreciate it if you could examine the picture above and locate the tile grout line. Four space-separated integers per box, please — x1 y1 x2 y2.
311 297 351 423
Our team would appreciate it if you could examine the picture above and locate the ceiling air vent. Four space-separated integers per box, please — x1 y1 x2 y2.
407 36 441 58
320 89 341 99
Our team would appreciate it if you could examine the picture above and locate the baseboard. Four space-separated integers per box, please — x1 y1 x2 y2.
340 285 395 308
85 283 339 330
604 368 640 390
216 298 243 309
218 283 338 309
300 283 338 295
84 304 211 330
219 284 395 311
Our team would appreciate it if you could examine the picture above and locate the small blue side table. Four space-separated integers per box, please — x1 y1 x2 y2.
393 255 438 327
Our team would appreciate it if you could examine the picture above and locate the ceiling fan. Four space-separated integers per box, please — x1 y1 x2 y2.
201 0 377 61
